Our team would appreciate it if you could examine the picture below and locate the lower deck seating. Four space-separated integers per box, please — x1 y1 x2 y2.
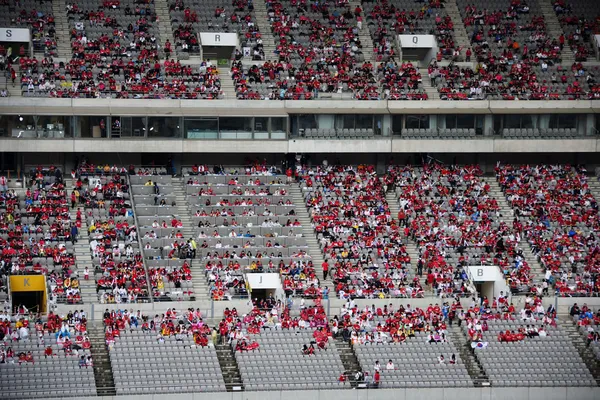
0 313 96 399
234 329 346 391
110 329 226 394
0 344 96 399
471 319 595 386
354 338 471 387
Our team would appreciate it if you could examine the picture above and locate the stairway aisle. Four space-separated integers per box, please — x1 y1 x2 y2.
172 177 210 300
349 0 374 64
449 326 490 386
419 69 440 100
218 67 237 99
65 178 97 304
154 0 177 58
253 0 277 60
487 177 546 285
385 191 429 290
445 0 471 60
537 0 575 65
587 177 600 203
215 343 245 391
52 0 72 60
559 317 600 386
88 323 117 396
335 337 362 388
288 184 332 290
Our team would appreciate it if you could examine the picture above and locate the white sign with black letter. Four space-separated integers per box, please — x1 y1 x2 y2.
246 273 281 289
199 32 238 47
0 28 30 42
398 34 435 49
468 266 497 282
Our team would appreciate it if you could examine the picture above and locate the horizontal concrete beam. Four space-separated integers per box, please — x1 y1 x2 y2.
1 98 599 116
1 138 598 153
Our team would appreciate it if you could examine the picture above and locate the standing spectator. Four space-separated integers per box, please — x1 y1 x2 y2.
70 224 78 245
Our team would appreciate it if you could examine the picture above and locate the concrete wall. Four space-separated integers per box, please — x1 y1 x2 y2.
43 387 600 400
1 98 599 116
2 137 599 153
54 299 252 321
50 295 600 323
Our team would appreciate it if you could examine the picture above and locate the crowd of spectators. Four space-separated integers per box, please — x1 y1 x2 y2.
496 164 600 296
454 0 587 100
230 60 380 100
169 0 262 57
379 61 427 100
231 0 378 99
10 0 222 98
70 168 149 304
189 168 308 299
0 0 57 56
389 163 534 295
552 0 600 62
103 308 213 347
363 0 458 61
131 170 196 301
462 294 553 344
300 164 422 298
461 0 561 62
218 298 331 348
429 62 484 100
332 298 462 344
571 304 600 359
430 60 600 100
0 309 92 363
0 166 81 304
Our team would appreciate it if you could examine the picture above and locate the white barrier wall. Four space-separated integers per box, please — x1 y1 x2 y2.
42 387 600 400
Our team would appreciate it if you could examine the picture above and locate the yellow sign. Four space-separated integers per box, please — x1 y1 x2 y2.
10 275 46 292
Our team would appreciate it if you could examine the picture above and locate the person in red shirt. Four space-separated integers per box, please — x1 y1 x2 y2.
322 261 329 280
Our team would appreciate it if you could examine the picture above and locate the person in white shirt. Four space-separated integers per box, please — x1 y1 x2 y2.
386 360 394 370
373 361 381 372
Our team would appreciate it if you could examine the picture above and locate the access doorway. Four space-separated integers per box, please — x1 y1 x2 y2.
250 288 276 302
11 290 44 314
9 275 47 313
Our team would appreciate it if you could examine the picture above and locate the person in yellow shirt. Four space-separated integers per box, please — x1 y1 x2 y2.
190 239 197 258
